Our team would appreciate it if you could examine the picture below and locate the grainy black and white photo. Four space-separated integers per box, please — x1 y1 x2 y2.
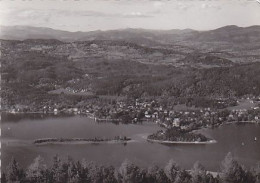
0 0 260 182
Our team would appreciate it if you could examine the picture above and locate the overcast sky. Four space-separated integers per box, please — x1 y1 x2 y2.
0 0 259 32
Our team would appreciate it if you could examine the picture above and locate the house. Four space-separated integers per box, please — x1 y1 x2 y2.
152 112 158 118
228 114 234 120
133 118 138 123
184 112 190 115
204 111 210 117
145 114 151 118
145 111 151 118
166 117 171 121
180 126 188 130
90 43 98 48
172 118 180 127
169 110 175 116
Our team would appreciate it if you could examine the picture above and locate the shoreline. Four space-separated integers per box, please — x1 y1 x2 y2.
146 138 217 145
225 121 260 125
2 112 259 125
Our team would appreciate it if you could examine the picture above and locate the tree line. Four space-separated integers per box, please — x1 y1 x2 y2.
2 152 260 183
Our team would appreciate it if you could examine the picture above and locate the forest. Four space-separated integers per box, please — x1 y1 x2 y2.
2 153 259 183
148 128 209 142
2 39 260 107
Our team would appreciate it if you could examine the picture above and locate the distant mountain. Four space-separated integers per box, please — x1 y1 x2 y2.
188 25 260 43
2 25 259 44
0 25 197 45
0 25 83 41
1 25 260 65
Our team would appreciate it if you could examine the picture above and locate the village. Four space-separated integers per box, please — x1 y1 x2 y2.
5 95 260 132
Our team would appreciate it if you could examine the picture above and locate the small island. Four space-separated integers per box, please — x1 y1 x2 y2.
33 136 131 145
147 128 216 145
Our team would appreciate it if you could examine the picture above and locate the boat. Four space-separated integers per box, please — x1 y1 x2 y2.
255 137 257 141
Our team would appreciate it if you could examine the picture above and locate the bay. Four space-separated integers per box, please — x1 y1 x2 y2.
1 113 260 171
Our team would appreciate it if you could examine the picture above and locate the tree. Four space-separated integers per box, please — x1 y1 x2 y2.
116 159 143 183
174 170 191 183
66 156 81 183
243 169 256 183
5 157 22 182
101 166 117 183
191 161 207 183
26 155 47 183
206 173 220 183
79 159 91 182
164 159 180 182
89 163 102 183
255 162 260 183
50 155 64 183
1 173 7 183
221 152 252 183
147 165 169 183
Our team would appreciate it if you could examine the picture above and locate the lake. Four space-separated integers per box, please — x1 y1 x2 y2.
1 113 260 172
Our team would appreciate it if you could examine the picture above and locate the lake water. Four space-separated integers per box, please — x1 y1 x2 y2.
1 113 260 171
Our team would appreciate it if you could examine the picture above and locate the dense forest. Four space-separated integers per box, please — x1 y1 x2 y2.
2 153 259 183
148 128 209 142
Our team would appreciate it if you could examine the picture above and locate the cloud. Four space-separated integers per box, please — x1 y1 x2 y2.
171 2 195 11
177 3 190 10
201 3 222 10
1 7 152 23
123 11 152 18
153 1 164 8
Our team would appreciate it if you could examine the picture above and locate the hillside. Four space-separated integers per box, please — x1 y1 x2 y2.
1 38 260 110
1 25 260 64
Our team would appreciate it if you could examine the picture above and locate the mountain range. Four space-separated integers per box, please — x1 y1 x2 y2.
1 25 260 44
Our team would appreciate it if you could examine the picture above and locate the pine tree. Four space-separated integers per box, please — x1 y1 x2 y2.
26 155 47 183
79 159 91 182
6 157 21 182
1 173 7 183
50 155 64 183
147 165 159 183
116 159 142 183
174 170 191 183
191 161 207 183
221 152 249 183
87 162 103 183
65 156 78 183
255 162 260 183
164 159 180 182
206 173 220 183
101 165 117 183
147 165 169 183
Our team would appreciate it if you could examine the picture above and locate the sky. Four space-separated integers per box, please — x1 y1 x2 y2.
0 0 259 32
